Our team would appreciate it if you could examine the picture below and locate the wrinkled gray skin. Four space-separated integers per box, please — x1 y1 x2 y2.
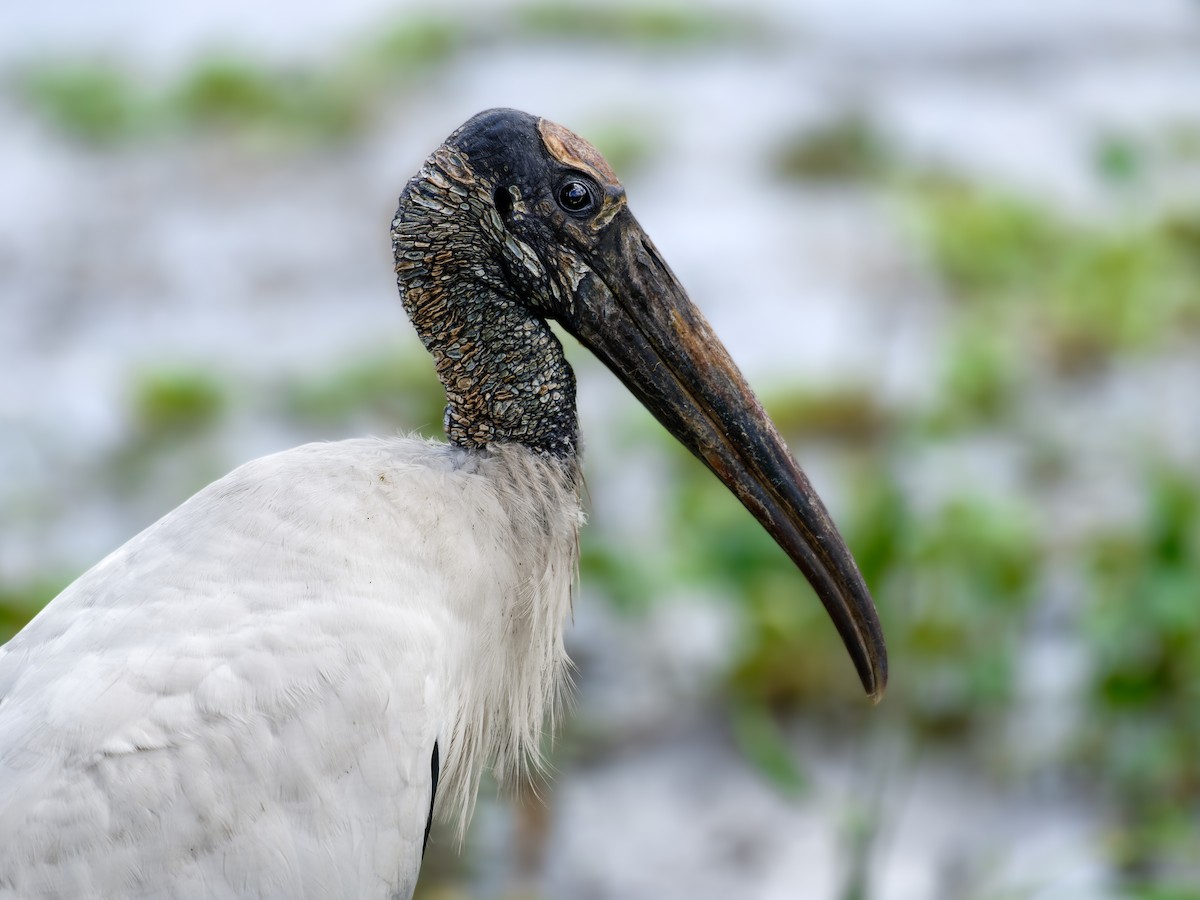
392 109 581 461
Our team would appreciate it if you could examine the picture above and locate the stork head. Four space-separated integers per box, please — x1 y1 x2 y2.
392 109 887 701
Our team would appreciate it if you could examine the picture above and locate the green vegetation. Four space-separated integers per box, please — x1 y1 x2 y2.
123 349 445 445
907 180 1200 377
358 16 468 78
20 63 145 144
0 575 71 643
15 55 366 145
763 383 891 442
731 702 808 796
1129 889 1200 900
866 485 1042 735
169 57 364 139
578 539 668 616
276 348 444 435
100 366 235 499
652 454 1042 732
578 421 1040 733
12 4 762 146
510 2 764 47
1080 466 1200 881
774 114 892 182
1092 125 1200 184
1094 132 1144 186
130 367 228 438
927 322 1025 430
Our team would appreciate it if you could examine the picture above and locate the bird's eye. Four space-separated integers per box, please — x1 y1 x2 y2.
556 179 596 215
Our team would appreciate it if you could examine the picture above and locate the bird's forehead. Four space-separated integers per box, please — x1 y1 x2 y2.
537 118 620 186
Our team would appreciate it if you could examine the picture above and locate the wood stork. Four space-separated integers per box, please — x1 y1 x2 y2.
0 109 886 898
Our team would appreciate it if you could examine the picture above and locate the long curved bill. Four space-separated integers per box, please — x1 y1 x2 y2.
558 208 887 701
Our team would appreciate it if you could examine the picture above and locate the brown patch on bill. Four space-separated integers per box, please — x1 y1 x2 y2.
537 119 620 185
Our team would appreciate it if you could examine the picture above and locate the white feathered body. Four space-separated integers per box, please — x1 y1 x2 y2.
0 437 581 899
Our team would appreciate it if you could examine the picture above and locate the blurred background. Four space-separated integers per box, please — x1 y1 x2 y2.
2 0 1200 897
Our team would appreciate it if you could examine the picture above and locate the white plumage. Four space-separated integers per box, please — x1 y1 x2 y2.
0 439 580 898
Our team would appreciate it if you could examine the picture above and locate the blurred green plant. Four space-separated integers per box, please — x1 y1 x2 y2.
730 702 809 796
19 63 145 144
926 322 1026 431
774 114 892 182
358 16 468 78
1094 132 1144 186
761 383 891 443
0 576 71 643
130 367 228 438
510 1 765 47
102 366 234 498
1093 123 1200 189
168 57 364 139
1080 465 1200 884
276 348 445 435
15 55 366 145
828 466 1041 734
600 436 1043 737
578 539 671 616
14 4 763 146
875 483 1042 736
1128 889 1200 900
907 180 1200 375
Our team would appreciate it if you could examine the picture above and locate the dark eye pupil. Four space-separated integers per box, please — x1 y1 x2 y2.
558 181 592 212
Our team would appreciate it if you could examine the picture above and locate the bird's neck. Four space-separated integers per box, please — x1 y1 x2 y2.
392 162 579 461
431 289 578 460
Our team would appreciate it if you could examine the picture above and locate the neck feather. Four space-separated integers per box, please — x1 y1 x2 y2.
434 444 582 835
